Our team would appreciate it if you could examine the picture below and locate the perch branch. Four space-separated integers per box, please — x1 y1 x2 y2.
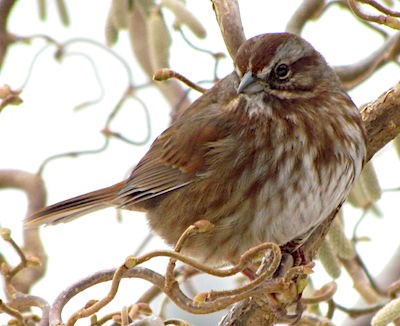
54 256 291 326
52 222 284 325
361 81 400 162
219 76 400 324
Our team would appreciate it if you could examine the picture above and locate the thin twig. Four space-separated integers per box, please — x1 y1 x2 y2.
65 52 105 111
38 136 110 175
52 265 291 325
358 0 400 18
0 170 47 294
0 299 25 325
54 236 282 325
153 68 207 93
301 281 338 304
4 236 28 279
334 301 385 318
66 264 130 326
348 0 400 29
104 91 152 146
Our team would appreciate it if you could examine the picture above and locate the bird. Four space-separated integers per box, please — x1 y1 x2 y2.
26 32 366 266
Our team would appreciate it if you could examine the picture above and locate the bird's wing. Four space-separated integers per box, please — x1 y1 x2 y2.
118 99 243 206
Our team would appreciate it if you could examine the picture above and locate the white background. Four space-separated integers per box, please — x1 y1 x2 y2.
1 1 400 325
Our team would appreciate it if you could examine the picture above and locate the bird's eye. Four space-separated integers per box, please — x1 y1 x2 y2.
274 64 290 80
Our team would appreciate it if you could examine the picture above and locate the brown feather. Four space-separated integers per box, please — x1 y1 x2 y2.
25 74 241 227
25 183 123 227
117 98 240 207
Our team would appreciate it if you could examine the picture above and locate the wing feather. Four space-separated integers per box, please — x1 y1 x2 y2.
117 102 240 206
117 74 244 207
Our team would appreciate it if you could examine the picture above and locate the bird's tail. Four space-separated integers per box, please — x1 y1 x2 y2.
25 182 124 228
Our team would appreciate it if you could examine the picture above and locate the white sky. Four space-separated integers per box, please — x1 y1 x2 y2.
1 1 400 325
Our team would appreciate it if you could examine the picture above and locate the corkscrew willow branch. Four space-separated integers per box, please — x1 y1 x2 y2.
51 227 283 325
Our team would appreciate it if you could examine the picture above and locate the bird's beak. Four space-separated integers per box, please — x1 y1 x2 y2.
237 71 264 94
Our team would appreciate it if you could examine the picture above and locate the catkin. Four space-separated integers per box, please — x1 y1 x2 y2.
381 0 393 7
393 135 400 157
360 161 381 203
318 239 341 279
371 297 400 326
161 0 206 38
55 0 69 26
37 0 46 20
147 7 171 70
111 0 128 29
347 178 371 209
128 2 154 77
105 10 119 46
327 213 355 259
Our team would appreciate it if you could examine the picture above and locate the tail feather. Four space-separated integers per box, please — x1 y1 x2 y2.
25 182 124 228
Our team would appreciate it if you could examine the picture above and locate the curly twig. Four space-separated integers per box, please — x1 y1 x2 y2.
348 0 400 29
335 33 400 89
9 293 50 326
301 281 337 304
286 0 325 34
0 299 24 324
51 222 283 325
0 170 47 293
53 258 289 326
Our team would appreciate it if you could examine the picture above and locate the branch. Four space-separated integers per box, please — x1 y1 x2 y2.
286 0 325 34
51 257 292 326
289 2 400 89
0 170 47 293
210 0 246 59
361 82 400 162
341 256 381 303
342 247 400 325
9 292 50 326
348 0 400 29
0 0 17 69
47 221 284 324
334 33 400 90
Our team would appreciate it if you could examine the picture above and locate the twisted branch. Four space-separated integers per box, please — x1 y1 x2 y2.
49 239 284 325
0 170 47 294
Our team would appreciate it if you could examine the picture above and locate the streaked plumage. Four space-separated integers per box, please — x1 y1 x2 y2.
26 33 366 265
